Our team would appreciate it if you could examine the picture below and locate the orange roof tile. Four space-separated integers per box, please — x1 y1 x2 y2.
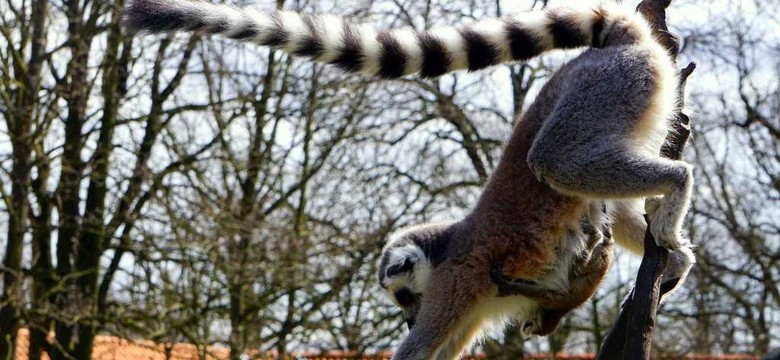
15 328 230 360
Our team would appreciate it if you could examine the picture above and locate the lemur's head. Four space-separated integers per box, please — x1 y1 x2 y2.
377 222 454 329
376 221 543 360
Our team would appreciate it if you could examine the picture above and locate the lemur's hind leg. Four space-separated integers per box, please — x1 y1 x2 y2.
611 199 695 301
528 143 693 250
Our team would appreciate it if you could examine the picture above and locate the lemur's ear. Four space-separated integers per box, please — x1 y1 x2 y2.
386 255 417 278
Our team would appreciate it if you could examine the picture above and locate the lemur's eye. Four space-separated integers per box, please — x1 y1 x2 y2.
394 288 416 307
386 257 415 278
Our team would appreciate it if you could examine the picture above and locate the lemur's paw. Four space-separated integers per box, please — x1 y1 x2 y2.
660 245 696 302
649 213 683 250
644 196 663 217
665 244 695 279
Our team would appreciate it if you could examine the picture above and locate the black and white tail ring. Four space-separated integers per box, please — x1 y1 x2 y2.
125 0 648 78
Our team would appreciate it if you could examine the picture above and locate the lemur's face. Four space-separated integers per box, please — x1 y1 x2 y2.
377 226 440 329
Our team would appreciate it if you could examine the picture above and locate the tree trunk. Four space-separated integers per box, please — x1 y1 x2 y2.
0 126 31 360
228 24 280 354
0 0 48 358
51 2 109 358
30 165 54 360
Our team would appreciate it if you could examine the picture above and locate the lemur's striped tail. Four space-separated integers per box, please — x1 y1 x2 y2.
125 0 649 78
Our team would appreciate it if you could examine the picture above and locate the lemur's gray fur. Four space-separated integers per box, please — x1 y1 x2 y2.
125 1 696 359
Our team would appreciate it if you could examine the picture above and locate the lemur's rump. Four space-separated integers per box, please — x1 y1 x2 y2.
126 0 647 78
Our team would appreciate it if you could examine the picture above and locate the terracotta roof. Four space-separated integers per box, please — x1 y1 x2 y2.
14 329 761 360
15 328 230 360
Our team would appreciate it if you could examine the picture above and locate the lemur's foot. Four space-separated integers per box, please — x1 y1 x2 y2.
650 209 684 250
660 244 695 302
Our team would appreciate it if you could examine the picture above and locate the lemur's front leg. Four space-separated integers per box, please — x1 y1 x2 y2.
492 236 614 335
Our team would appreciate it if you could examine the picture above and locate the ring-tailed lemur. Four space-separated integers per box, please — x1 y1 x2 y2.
125 1 696 359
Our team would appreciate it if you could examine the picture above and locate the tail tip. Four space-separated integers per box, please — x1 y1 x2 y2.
123 0 189 33
123 0 149 31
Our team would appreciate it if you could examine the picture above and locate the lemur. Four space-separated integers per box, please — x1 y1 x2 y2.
125 1 696 359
